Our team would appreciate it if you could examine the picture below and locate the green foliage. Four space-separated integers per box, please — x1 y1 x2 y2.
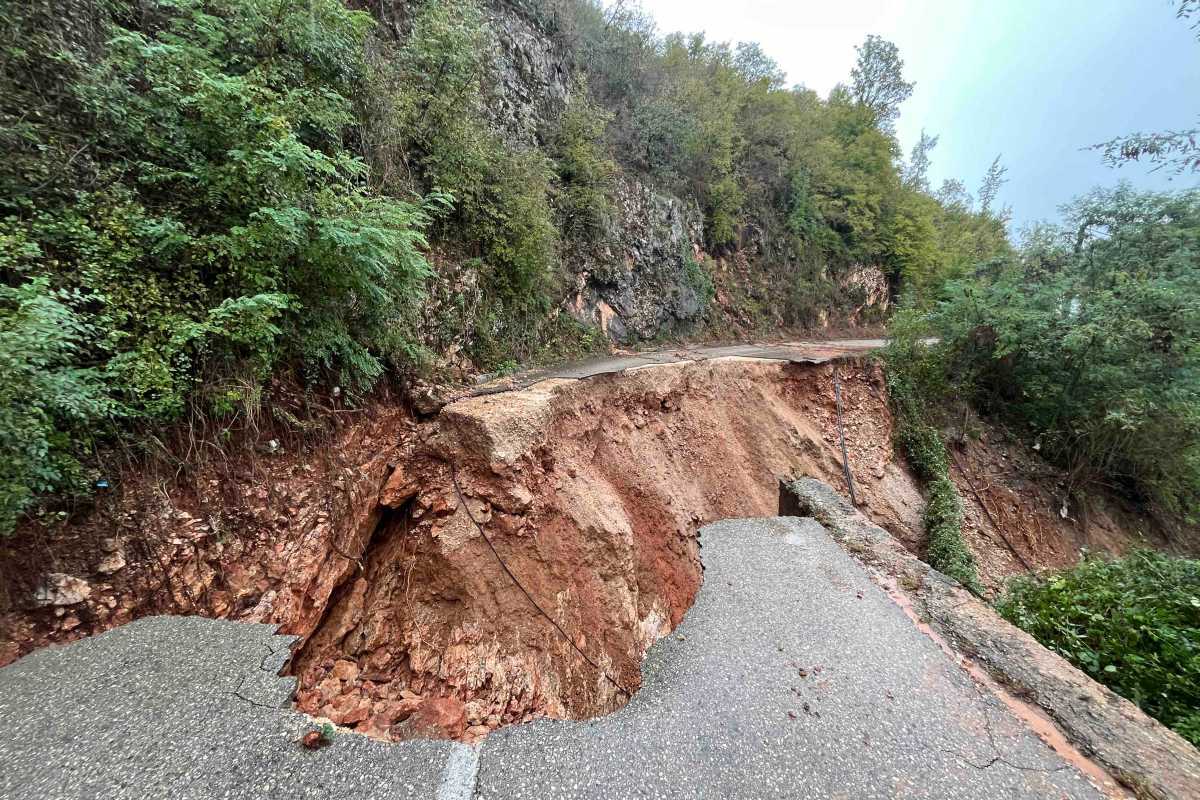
3 0 436 409
849 34 914 135
904 130 938 192
0 279 115 534
549 1 1009 318
0 0 1021 531
551 91 618 239
997 551 1200 745
377 0 561 367
977 155 1009 216
922 186 1200 517
683 249 716 310
805 99 900 264
886 191 941 294
1091 3 1198 176
0 0 441 529
922 475 975 590
885 315 980 591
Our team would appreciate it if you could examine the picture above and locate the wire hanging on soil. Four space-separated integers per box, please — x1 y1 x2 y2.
449 463 634 698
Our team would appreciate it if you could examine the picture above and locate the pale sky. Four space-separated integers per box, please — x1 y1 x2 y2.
639 0 1200 229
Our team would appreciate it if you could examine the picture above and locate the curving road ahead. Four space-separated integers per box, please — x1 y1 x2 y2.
468 339 888 396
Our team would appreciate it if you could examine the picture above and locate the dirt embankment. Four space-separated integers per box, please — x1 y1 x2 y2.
0 354 1174 743
289 358 921 741
947 424 1183 594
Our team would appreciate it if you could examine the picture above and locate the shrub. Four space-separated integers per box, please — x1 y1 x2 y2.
922 474 975 589
926 186 1200 518
884 315 980 591
2 0 438 415
0 0 440 523
0 279 115 534
683 249 716 310
997 551 1200 746
379 0 562 367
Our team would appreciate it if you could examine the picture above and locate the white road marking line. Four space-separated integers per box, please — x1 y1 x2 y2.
436 743 481 800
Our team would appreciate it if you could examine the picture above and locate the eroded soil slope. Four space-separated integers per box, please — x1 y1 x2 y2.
289 357 920 741
0 353 1175 744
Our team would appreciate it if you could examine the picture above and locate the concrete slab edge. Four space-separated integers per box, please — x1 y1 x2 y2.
780 477 1200 800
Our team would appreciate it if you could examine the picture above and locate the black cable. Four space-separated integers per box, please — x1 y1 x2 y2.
449 464 632 697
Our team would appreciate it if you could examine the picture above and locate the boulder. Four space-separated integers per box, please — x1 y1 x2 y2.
33 574 92 607
392 696 467 741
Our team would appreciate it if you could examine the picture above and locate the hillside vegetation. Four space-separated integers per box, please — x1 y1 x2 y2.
883 3 1200 741
0 0 1008 533
896 187 1200 520
998 550 1200 746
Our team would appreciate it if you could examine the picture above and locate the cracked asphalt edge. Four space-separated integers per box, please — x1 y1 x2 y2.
782 477 1200 800
464 340 883 399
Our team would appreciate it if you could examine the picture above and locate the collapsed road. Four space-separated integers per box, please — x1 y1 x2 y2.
2 341 1196 799
0 513 1124 799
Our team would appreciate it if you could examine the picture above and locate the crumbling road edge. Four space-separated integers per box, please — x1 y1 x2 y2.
781 477 1200 800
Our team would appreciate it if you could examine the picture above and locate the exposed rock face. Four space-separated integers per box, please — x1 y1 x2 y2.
479 3 711 345
566 178 707 343
425 2 893 347
483 0 570 145
841 264 891 325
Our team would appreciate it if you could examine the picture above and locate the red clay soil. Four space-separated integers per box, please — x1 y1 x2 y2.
0 355 1177 743
289 357 921 741
946 422 1181 594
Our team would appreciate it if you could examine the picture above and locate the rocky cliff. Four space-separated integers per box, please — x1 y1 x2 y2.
564 178 708 342
476 1 712 345
483 0 570 146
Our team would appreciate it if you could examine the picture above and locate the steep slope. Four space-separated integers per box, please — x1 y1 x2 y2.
287 357 918 739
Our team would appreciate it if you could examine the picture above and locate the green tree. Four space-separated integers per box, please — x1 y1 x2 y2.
977 155 1008 217
927 185 1200 516
551 91 618 239
848 35 914 135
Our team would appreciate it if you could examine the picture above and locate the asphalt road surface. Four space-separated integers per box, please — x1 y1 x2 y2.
469 339 888 395
0 517 1109 799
